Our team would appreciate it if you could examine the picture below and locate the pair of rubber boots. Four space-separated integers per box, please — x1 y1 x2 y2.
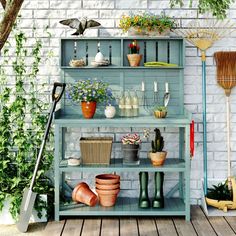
139 171 164 208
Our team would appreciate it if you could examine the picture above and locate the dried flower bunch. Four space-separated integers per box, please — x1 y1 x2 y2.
120 12 176 34
128 40 140 54
121 133 141 145
67 78 114 104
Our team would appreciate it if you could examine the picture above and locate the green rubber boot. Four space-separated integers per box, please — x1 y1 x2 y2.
139 172 150 208
152 172 164 208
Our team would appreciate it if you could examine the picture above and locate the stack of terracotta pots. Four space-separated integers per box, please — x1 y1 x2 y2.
95 174 120 207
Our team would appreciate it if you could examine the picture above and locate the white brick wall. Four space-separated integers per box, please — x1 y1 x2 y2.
2 0 236 204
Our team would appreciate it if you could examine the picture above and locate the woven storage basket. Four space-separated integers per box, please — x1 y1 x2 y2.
80 137 113 165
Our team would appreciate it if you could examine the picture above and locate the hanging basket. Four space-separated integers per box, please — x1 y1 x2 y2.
206 177 236 212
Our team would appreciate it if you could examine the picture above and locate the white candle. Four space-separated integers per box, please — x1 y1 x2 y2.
141 81 145 91
154 81 158 92
165 82 169 93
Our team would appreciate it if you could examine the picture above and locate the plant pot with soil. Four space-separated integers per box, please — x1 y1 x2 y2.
149 128 167 166
154 106 167 118
121 133 141 165
127 40 142 67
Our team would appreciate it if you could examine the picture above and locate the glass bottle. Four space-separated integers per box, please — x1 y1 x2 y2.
118 92 125 117
125 90 132 117
132 90 139 117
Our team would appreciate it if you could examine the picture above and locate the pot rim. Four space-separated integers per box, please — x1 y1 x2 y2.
96 188 120 195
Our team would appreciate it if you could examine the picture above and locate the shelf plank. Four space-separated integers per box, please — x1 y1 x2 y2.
59 198 185 216
59 158 185 172
138 218 158 236
61 66 184 70
101 218 119 236
81 219 101 236
120 218 138 236
54 111 192 127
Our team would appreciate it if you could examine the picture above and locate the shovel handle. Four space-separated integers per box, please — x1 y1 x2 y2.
52 82 66 103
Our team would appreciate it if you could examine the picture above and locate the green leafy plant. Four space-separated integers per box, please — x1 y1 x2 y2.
128 40 140 54
119 12 176 33
67 78 114 104
154 106 167 112
0 25 54 220
206 180 233 201
169 0 233 19
151 128 164 153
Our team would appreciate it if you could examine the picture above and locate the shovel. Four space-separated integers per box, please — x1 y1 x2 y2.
16 82 66 233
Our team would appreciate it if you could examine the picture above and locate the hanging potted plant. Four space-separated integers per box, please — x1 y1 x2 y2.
67 78 114 119
121 133 141 165
127 40 142 67
149 128 167 166
119 12 176 36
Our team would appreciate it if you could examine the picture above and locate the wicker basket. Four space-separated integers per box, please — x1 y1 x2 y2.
80 137 113 165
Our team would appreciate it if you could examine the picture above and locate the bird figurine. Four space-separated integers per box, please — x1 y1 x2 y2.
59 17 101 36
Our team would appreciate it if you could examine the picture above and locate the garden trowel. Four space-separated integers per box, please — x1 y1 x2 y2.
17 82 66 233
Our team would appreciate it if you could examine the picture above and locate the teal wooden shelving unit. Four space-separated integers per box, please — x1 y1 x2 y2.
54 37 192 221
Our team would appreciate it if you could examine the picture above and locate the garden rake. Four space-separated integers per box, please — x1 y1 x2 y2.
17 82 66 233
176 18 234 194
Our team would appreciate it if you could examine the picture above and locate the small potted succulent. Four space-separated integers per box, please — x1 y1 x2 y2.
121 133 141 165
67 78 114 119
127 40 142 67
119 12 176 36
154 106 167 118
149 128 167 166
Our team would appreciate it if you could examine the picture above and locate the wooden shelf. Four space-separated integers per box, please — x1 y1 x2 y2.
54 109 192 127
59 197 185 216
59 158 185 173
61 66 184 70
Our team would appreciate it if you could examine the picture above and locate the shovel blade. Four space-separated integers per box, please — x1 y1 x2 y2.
16 188 37 233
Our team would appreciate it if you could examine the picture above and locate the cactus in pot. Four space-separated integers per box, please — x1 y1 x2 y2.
149 128 167 166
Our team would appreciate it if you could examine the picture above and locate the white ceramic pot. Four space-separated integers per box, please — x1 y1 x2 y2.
104 105 116 118
95 52 104 63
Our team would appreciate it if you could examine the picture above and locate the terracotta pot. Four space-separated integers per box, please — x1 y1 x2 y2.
96 174 120 185
149 151 167 166
154 110 167 118
96 182 120 190
81 101 97 119
127 54 142 67
96 188 120 207
72 182 98 207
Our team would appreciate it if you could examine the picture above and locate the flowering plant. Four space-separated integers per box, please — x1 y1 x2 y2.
67 78 114 104
119 12 176 34
121 133 141 145
128 40 140 54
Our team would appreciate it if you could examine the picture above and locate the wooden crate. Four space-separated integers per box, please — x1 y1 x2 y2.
80 137 113 165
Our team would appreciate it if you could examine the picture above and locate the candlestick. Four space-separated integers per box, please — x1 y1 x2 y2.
154 81 158 92
141 81 145 91
165 82 169 93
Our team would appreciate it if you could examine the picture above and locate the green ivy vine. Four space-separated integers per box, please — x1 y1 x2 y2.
0 25 54 220
169 0 234 19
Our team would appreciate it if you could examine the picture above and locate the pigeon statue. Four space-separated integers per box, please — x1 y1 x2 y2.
59 17 101 36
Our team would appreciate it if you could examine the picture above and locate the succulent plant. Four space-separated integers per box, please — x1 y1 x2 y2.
151 128 164 153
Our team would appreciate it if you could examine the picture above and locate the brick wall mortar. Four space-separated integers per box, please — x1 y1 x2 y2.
1 0 236 204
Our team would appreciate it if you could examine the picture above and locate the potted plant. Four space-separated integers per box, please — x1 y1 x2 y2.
149 128 167 166
154 106 167 118
67 78 114 119
119 12 176 36
127 40 142 67
121 133 141 165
